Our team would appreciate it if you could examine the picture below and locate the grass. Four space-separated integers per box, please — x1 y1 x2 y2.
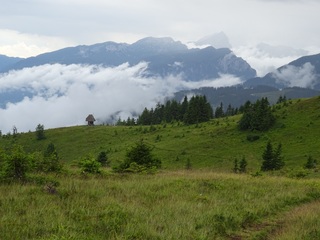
272 200 320 240
1 96 320 239
1 170 320 239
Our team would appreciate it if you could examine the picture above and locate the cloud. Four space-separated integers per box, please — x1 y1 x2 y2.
1 0 320 56
0 29 73 58
273 62 318 88
0 63 241 133
233 45 312 77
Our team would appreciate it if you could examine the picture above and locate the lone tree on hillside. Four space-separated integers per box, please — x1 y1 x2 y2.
41 143 62 173
304 156 317 169
239 156 248 173
97 151 110 167
35 124 45 140
261 141 285 171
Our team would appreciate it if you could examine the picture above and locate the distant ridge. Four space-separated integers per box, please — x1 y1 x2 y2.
0 54 23 72
1 37 256 81
244 53 320 90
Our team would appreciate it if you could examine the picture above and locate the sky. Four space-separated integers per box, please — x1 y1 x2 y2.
0 0 319 58
0 0 320 133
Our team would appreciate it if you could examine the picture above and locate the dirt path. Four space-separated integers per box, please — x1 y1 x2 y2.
231 200 320 240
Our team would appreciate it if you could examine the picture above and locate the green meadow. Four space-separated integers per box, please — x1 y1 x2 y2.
1 96 320 239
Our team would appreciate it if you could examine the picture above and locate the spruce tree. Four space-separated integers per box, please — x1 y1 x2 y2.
239 156 247 173
261 141 274 171
233 158 239 173
273 143 285 170
261 142 285 171
215 102 224 118
36 124 45 140
97 151 109 167
239 98 275 131
304 156 317 169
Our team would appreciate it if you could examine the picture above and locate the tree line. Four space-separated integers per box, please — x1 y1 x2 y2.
117 95 242 126
117 95 213 126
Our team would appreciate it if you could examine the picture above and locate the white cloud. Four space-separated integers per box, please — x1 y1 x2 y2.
0 63 240 133
233 45 311 77
0 29 73 58
273 62 317 88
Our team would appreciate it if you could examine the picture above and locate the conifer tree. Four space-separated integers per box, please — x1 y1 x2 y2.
35 124 45 140
273 143 285 170
239 156 247 173
215 102 224 118
304 156 317 169
261 141 274 171
233 158 239 173
261 142 285 171
239 98 275 131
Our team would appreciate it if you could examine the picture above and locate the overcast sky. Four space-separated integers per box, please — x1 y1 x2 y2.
0 0 319 58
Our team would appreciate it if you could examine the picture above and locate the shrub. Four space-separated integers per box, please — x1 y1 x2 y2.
246 134 260 142
115 139 161 173
79 156 101 174
0 145 32 182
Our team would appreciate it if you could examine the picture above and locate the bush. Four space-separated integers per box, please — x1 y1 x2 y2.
115 140 161 173
246 134 260 142
79 156 101 174
0 145 32 183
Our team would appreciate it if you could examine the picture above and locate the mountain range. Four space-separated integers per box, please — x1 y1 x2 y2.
0 36 320 111
0 37 256 81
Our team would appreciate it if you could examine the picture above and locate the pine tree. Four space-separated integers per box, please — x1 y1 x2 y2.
215 102 224 118
261 141 274 171
180 96 189 121
239 98 275 131
273 143 285 170
233 158 239 173
304 156 317 169
239 156 247 173
261 142 285 171
97 151 109 167
35 124 45 140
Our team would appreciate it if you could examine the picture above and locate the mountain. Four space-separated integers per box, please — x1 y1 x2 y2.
195 32 232 49
244 53 320 90
2 37 256 81
0 54 23 72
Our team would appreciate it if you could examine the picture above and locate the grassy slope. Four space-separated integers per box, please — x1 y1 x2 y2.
2 96 319 173
1 171 320 239
1 96 320 239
